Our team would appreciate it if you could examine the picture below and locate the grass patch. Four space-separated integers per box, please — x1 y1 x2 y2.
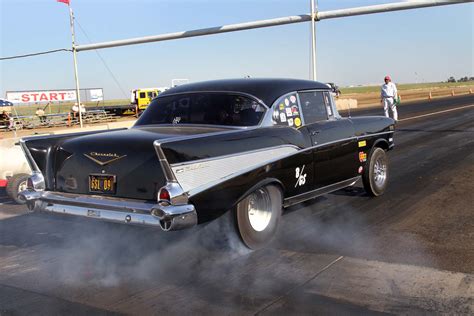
341 81 474 94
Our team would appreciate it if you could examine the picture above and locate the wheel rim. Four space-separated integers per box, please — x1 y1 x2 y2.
18 180 28 193
247 188 272 232
373 156 387 187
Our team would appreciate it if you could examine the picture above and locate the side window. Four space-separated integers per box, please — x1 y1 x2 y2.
139 92 146 98
298 91 328 124
272 93 303 128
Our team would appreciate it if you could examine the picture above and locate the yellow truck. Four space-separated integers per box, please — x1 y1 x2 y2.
130 87 169 111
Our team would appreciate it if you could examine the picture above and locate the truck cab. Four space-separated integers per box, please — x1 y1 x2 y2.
131 87 169 111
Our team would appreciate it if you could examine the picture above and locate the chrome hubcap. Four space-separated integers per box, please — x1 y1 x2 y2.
18 180 28 193
247 188 272 232
373 157 387 187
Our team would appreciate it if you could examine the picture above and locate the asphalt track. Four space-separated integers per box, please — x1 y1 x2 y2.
0 95 473 315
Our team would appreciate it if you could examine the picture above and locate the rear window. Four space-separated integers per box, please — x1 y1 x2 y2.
135 93 266 127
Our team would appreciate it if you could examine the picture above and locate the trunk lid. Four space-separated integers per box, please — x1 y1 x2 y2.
54 126 230 200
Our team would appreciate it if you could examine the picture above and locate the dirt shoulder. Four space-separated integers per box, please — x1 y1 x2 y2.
341 84 474 108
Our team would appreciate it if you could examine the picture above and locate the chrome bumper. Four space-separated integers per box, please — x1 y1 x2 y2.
18 190 197 231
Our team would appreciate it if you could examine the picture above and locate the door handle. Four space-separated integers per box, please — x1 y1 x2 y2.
311 130 321 136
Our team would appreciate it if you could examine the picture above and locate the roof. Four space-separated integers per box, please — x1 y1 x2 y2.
158 78 330 106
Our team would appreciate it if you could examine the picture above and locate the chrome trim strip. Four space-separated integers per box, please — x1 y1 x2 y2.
300 136 357 153
173 145 299 193
283 176 360 208
153 140 178 183
356 130 394 139
170 144 301 168
297 130 394 154
187 147 304 197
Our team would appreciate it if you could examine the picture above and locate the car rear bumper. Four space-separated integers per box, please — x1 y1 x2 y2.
18 189 197 231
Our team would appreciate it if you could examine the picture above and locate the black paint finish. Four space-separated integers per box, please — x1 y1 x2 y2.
21 79 395 222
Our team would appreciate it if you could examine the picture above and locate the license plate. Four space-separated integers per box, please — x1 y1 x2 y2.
89 174 116 194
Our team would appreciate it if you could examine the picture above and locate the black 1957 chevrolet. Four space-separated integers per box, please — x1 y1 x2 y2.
19 79 395 249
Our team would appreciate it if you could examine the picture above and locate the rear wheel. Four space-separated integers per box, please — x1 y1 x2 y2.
6 173 30 204
235 185 282 249
362 147 389 196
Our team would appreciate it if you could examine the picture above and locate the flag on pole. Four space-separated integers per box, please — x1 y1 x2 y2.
57 0 70 5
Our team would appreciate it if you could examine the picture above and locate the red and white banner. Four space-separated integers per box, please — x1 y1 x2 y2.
6 90 77 104
57 0 70 5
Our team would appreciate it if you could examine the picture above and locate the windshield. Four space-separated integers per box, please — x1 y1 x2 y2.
135 93 266 127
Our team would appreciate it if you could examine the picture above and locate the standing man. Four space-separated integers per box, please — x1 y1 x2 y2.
380 75 398 121
35 107 46 124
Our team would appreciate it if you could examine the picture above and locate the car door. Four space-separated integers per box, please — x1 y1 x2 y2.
271 92 316 196
298 90 358 188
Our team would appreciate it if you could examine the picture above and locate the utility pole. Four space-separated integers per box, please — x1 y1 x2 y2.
69 3 83 128
310 0 317 81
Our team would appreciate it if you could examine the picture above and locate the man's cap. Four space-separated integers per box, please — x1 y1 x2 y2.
384 75 391 81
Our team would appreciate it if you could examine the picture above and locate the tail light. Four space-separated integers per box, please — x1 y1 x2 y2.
159 188 170 202
157 183 188 206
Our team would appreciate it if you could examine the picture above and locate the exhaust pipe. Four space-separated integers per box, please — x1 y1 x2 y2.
151 204 197 231
18 190 43 211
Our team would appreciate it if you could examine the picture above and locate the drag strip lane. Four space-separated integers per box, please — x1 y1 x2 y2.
399 103 474 122
343 94 474 120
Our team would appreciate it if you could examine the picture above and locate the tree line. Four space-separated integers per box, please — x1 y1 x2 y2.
447 76 474 83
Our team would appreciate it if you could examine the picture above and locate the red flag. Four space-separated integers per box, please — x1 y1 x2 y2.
57 0 70 5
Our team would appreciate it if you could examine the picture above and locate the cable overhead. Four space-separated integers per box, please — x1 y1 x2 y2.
0 48 72 61
76 19 128 99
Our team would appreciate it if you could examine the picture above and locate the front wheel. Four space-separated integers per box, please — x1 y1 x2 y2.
235 185 282 250
362 147 389 196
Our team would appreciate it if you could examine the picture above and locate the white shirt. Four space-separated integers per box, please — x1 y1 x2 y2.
381 82 397 98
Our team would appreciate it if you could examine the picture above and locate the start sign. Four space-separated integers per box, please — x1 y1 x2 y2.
6 90 77 104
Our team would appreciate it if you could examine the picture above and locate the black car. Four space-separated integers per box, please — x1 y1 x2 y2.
19 79 395 249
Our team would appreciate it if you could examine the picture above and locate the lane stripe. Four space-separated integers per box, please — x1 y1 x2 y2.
400 104 474 122
255 255 345 315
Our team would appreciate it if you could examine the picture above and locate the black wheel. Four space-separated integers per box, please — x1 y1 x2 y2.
6 173 30 204
362 147 389 196
235 185 282 249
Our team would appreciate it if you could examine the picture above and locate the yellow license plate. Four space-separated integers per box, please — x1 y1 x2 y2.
89 174 116 194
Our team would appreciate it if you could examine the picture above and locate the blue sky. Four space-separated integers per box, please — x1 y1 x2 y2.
1 0 473 99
